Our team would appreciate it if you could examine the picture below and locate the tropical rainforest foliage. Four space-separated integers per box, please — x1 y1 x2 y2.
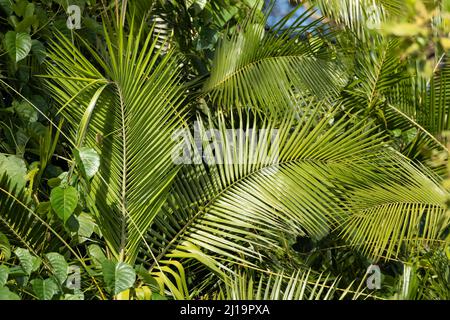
0 0 449 300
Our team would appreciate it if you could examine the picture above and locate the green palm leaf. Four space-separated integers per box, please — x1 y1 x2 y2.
44 19 186 263
0 174 65 254
339 156 449 260
308 0 406 41
215 269 371 300
202 6 344 113
145 105 385 273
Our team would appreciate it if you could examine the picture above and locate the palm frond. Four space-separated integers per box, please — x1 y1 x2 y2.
308 0 406 41
202 6 344 114
144 104 385 273
0 174 65 254
422 61 450 135
44 18 186 263
342 39 410 113
214 268 371 300
376 54 450 141
339 156 449 260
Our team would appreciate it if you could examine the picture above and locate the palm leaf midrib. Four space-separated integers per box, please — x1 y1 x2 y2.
204 54 324 93
149 155 367 270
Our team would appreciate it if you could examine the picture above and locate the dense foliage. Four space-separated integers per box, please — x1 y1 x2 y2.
0 0 449 300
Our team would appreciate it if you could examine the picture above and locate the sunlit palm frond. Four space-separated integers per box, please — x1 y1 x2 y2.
144 104 385 274
213 268 371 300
44 18 186 263
308 0 406 41
339 156 449 260
342 39 410 113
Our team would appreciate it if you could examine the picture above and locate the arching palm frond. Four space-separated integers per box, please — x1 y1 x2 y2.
339 156 449 260
421 61 450 135
341 39 410 114
143 105 385 275
339 37 447 164
307 0 406 41
144 105 450 292
378 58 450 164
202 6 345 114
44 19 186 263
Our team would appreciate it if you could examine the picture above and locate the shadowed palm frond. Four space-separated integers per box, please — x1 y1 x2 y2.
0 174 67 254
202 6 345 114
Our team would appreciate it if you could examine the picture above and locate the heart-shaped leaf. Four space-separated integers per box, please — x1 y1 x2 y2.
77 212 96 243
0 0 13 15
13 100 38 123
0 286 20 300
63 293 84 300
88 244 107 269
75 147 100 180
31 278 59 300
31 39 46 64
50 186 78 222
4 31 32 62
45 253 68 284
102 260 136 295
14 248 41 275
0 154 27 190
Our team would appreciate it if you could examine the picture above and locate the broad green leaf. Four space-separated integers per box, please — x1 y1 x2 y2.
13 100 38 122
45 253 68 284
187 0 206 10
23 2 34 17
88 244 107 269
35 201 51 216
151 292 168 300
57 172 69 185
0 0 13 15
77 212 95 243
4 31 32 62
15 16 38 33
135 265 158 286
0 286 20 300
0 154 27 190
14 248 41 275
31 278 59 300
0 265 9 286
63 293 84 300
65 214 80 233
0 232 11 261
135 286 152 300
50 186 79 222
31 39 46 64
47 178 61 188
102 260 136 295
12 0 27 16
76 147 100 179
